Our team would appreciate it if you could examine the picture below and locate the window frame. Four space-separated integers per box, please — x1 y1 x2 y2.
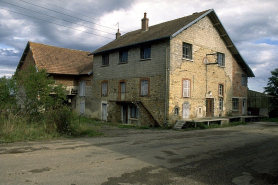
140 78 150 97
241 74 247 86
101 80 108 97
232 98 239 110
102 53 109 66
140 45 151 59
119 49 128 63
183 42 192 60
219 84 224 97
182 78 191 98
219 97 223 111
130 106 138 118
217 52 225 67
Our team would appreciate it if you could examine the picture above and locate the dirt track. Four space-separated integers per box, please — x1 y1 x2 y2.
0 122 278 185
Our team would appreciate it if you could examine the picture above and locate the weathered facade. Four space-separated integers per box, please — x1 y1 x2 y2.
16 41 94 115
90 9 254 126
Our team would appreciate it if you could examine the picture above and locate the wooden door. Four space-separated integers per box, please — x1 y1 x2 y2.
206 98 214 117
182 103 190 119
102 103 107 121
122 105 128 124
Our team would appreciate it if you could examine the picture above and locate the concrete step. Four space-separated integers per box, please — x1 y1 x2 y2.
173 121 186 130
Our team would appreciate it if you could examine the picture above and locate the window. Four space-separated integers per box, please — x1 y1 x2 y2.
183 42 192 59
101 81 108 96
219 84 224 96
140 78 149 96
79 81 85 97
119 50 128 63
241 74 247 86
232 98 239 110
182 79 190 98
219 97 223 111
217 52 225 66
140 46 151 59
130 106 138 118
102 54 109 66
175 108 179 115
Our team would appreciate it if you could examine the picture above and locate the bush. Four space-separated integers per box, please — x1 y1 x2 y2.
44 106 73 135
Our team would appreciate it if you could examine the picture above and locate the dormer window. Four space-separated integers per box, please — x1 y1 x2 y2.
140 46 151 59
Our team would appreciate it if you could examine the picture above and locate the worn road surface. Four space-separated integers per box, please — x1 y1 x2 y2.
1 122 278 185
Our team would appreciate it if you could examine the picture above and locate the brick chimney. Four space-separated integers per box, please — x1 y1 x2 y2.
116 29 121 39
141 12 149 31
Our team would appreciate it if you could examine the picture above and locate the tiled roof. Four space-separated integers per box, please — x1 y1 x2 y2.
93 10 211 54
19 42 93 75
92 9 254 77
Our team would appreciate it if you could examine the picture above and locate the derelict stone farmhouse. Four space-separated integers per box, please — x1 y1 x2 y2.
16 9 255 126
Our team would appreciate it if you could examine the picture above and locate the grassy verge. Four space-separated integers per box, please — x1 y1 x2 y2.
260 117 278 122
0 113 104 143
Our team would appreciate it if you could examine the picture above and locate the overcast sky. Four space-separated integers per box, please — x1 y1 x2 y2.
0 0 277 92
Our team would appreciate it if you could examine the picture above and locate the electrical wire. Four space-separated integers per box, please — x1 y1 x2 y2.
16 0 126 33
0 0 115 35
0 7 114 40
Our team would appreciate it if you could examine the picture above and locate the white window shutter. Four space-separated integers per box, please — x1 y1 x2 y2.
183 80 190 97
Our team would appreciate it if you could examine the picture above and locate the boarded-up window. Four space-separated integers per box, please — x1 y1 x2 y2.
101 81 108 96
140 79 149 96
79 81 85 97
183 79 190 98
241 74 247 86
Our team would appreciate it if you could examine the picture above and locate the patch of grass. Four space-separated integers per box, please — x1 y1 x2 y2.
260 117 278 122
228 121 247 126
117 124 135 129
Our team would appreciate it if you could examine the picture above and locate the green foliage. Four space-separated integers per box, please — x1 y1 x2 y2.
15 65 66 115
260 117 278 123
264 68 278 117
0 76 17 109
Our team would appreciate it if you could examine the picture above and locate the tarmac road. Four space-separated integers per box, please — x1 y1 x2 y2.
0 122 278 185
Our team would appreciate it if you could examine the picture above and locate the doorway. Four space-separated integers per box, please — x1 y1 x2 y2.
242 99 246 115
206 98 214 117
102 103 107 121
122 105 128 124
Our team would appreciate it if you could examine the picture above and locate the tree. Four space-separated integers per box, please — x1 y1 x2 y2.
264 68 278 117
0 76 16 109
15 65 67 115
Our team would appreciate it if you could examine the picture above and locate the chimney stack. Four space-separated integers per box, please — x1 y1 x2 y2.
141 12 149 31
116 29 121 39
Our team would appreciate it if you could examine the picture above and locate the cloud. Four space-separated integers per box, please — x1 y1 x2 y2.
0 0 277 92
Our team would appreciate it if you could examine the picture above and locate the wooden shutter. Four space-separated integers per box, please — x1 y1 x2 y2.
183 80 190 97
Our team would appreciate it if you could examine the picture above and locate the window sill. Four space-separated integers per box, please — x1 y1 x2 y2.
140 95 150 97
232 110 239 112
140 58 151 61
118 62 128 65
182 58 194 62
218 65 225 68
101 65 109 67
